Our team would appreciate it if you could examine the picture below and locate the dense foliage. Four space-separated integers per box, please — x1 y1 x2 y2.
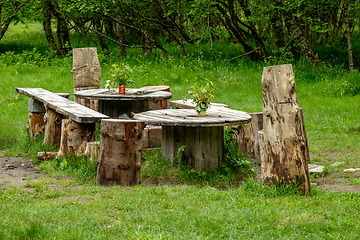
0 0 359 69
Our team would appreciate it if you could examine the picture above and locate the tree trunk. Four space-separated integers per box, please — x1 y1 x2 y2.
58 119 96 157
344 0 354 72
42 0 59 54
93 12 110 56
72 47 101 111
49 0 72 54
115 4 127 57
96 120 145 186
215 3 262 61
0 0 30 41
259 64 310 195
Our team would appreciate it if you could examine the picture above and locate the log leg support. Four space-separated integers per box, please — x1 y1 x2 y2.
85 141 100 163
44 108 66 147
96 119 145 186
236 112 263 167
58 119 96 157
161 126 223 172
28 99 45 137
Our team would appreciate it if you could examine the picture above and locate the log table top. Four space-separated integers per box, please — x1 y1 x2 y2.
73 88 172 101
74 87 173 119
133 108 252 127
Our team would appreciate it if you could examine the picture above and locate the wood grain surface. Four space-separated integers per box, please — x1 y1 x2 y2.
16 88 109 123
133 108 251 127
74 88 172 101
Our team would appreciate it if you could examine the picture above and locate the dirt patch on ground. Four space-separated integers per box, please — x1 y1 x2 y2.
1 155 359 193
313 171 360 193
0 156 47 189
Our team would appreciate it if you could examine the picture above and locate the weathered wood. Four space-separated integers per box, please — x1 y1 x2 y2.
139 85 170 92
56 93 70 99
74 88 173 118
58 119 96 157
27 94 69 137
161 126 223 171
74 87 99 111
96 119 145 186
133 108 251 127
140 86 170 110
16 88 109 123
72 48 101 88
142 126 162 148
99 99 149 119
148 99 169 111
72 48 101 111
237 112 263 166
148 126 162 148
28 99 45 113
85 141 100 163
170 99 229 109
28 112 45 137
37 151 57 161
44 108 66 147
134 108 250 171
259 64 310 195
74 88 173 101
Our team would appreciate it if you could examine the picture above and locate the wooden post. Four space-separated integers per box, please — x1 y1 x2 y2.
43 108 66 147
58 119 96 157
259 64 310 195
28 99 46 137
72 47 101 111
96 119 145 186
237 112 263 167
84 141 100 163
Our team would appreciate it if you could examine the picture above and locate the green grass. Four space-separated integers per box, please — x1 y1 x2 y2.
1 183 360 239
1 23 360 238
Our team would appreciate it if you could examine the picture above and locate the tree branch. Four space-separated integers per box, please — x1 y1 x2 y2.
226 47 260 62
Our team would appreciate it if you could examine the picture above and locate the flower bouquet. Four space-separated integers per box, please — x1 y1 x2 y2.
183 81 216 116
105 63 134 94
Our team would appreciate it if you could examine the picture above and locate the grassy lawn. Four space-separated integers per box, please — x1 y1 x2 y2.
1 23 360 239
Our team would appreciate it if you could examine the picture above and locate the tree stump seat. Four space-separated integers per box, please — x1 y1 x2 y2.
16 88 109 156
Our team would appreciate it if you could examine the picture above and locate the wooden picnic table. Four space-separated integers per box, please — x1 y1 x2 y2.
133 108 252 171
74 88 172 118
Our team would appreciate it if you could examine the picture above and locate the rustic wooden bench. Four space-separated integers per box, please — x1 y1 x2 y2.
16 88 109 156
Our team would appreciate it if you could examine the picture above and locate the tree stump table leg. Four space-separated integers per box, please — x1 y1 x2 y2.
98 100 149 118
96 119 145 186
161 126 223 172
58 119 96 157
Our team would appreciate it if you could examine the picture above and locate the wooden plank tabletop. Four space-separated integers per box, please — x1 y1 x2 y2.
74 88 172 101
16 88 109 123
170 99 229 109
133 108 252 127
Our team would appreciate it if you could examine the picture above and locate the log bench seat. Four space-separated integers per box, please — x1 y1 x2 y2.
16 87 109 156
